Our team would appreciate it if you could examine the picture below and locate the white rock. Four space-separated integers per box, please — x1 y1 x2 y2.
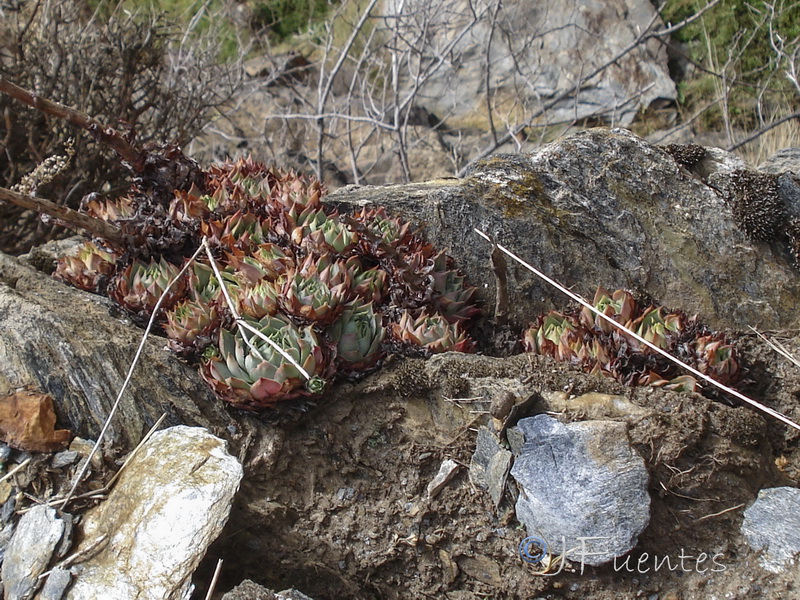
65 426 243 600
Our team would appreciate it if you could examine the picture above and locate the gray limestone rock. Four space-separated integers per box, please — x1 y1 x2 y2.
329 128 800 331
386 0 675 128
741 486 800 573
1 505 69 600
509 414 650 567
759 148 800 175
64 426 243 600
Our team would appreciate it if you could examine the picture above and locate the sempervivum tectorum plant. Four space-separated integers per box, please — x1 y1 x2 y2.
54 241 118 292
392 310 475 354
352 206 412 256
327 301 385 372
347 257 389 305
164 299 220 353
52 148 482 411
201 314 329 410
82 194 137 222
236 280 281 319
109 257 187 317
169 186 212 225
250 243 296 281
426 252 481 323
280 254 351 325
292 207 358 255
201 210 272 254
523 286 743 396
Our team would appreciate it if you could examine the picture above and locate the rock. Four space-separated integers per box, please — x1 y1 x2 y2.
329 128 800 330
221 580 278 600
756 151 800 222
220 581 316 600
65 426 243 600
469 427 512 507
759 148 800 174
387 0 675 128
426 458 460 498
1 505 69 600
741 486 800 573
0 251 257 452
542 391 652 421
38 568 72 600
509 414 650 567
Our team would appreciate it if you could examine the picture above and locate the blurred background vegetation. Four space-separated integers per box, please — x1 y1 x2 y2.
1 0 799 253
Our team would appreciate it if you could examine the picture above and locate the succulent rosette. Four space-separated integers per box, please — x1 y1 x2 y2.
201 210 272 253
579 287 636 334
189 262 238 304
280 258 350 325
164 298 220 352
392 310 475 354
327 301 386 371
201 314 329 409
271 170 323 215
109 257 187 316
694 335 740 386
250 243 296 280
347 257 389 304
54 241 118 292
428 262 480 323
169 185 212 224
292 209 358 255
82 195 136 222
523 286 743 395
237 280 280 319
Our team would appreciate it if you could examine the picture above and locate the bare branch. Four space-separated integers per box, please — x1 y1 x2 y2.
0 77 145 171
0 186 124 244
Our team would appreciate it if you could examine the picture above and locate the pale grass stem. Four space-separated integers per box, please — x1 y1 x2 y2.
474 229 800 432
0 457 31 485
204 559 224 600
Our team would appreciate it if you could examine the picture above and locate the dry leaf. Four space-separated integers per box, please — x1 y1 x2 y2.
0 390 72 452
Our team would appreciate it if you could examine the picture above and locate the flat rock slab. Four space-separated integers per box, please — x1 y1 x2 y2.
741 486 800 573
66 426 243 600
510 414 650 567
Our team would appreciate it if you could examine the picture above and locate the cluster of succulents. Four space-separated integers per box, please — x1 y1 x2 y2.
55 158 480 410
523 287 741 393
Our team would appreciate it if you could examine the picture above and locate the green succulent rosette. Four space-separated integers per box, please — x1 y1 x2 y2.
327 301 386 371
164 298 220 351
54 241 118 292
392 310 475 354
109 257 186 316
201 314 329 409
